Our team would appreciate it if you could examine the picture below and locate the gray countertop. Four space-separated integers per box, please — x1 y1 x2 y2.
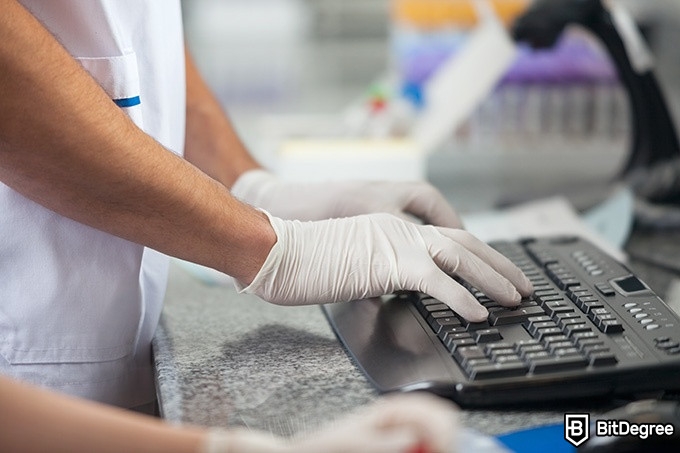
153 237 680 438
153 262 376 436
153 262 571 437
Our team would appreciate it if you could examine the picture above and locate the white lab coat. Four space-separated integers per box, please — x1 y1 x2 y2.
0 0 186 408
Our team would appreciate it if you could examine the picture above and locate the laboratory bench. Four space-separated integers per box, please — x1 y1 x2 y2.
152 228 680 438
164 0 680 439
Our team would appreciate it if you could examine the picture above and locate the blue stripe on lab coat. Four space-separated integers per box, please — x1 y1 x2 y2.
113 96 141 108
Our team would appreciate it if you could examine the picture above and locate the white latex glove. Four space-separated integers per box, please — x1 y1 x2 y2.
201 393 459 453
237 212 533 321
231 169 462 228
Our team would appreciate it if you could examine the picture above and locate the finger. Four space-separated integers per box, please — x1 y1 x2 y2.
400 184 463 228
428 238 522 308
417 265 489 321
435 228 533 296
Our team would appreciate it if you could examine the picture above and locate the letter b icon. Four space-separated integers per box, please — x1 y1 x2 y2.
565 414 590 447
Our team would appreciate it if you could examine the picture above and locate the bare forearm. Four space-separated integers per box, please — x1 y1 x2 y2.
0 375 205 453
0 0 274 283
184 49 261 188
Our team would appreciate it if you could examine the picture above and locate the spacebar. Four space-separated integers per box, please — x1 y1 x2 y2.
489 306 545 326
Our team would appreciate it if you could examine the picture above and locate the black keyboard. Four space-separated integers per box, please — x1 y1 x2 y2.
322 236 680 406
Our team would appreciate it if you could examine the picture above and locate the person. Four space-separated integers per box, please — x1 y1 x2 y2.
0 0 532 450
0 374 460 453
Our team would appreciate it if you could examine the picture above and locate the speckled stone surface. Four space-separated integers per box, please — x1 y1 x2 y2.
153 237 680 438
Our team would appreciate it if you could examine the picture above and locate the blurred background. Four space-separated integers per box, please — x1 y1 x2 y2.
181 0 680 213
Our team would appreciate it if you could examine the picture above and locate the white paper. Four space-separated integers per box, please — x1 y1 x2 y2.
462 197 627 262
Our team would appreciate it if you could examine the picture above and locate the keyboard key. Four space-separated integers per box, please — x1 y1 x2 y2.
489 306 545 326
557 277 581 290
484 342 514 352
468 362 528 380
528 321 558 336
524 351 550 361
571 331 599 342
594 314 617 325
487 347 516 358
495 354 522 364
438 328 467 344
535 327 563 341
589 351 618 366
567 290 592 303
446 332 472 342
416 296 440 306
465 358 493 368
529 356 588 374
548 341 575 353
576 295 601 308
429 316 462 334
576 338 605 352
532 283 552 291
453 346 486 367
567 285 589 295
527 315 552 324
442 331 471 346
428 310 455 319
519 345 546 359
554 312 581 323
448 338 476 352
542 334 569 345
461 319 491 330
532 252 559 267
598 320 625 334
553 347 582 357
474 328 502 343
558 318 585 330
581 301 605 314
544 301 575 317
535 289 559 297
422 303 450 314
537 294 565 304
565 323 592 337
595 283 616 297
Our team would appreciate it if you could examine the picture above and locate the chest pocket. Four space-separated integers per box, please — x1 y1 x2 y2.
77 52 144 129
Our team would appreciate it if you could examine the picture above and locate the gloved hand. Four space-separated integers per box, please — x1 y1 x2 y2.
202 393 459 453
230 169 462 228
236 212 533 321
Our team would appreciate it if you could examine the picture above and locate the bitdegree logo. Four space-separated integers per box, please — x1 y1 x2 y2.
596 419 675 439
564 413 676 447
